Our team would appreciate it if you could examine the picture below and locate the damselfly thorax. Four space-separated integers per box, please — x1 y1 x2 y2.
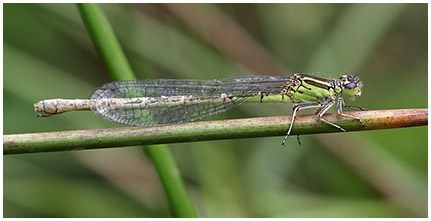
279 73 366 145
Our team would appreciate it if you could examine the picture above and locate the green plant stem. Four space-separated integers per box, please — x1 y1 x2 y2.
78 3 134 81
4 109 427 154
77 4 197 217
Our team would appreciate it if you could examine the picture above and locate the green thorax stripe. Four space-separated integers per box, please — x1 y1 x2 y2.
300 74 334 90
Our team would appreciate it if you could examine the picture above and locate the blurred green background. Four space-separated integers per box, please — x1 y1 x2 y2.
3 3 427 218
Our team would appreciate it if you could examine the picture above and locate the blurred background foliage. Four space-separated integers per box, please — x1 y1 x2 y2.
3 3 427 218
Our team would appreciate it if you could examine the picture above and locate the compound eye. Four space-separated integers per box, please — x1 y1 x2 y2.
344 82 356 89
347 75 355 82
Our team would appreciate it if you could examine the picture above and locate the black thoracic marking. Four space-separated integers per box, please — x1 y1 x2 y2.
303 79 330 90
297 79 312 91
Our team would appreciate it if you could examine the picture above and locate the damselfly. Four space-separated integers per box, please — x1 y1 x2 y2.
34 73 367 146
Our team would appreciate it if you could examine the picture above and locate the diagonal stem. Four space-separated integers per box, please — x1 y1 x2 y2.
77 4 197 217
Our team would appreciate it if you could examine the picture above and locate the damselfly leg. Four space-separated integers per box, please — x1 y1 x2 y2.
343 105 368 111
282 102 321 147
337 97 366 127
282 97 367 147
316 100 347 132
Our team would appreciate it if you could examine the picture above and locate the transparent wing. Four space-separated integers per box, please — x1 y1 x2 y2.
89 75 291 126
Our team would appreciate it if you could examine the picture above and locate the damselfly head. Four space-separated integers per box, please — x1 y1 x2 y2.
340 74 362 98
